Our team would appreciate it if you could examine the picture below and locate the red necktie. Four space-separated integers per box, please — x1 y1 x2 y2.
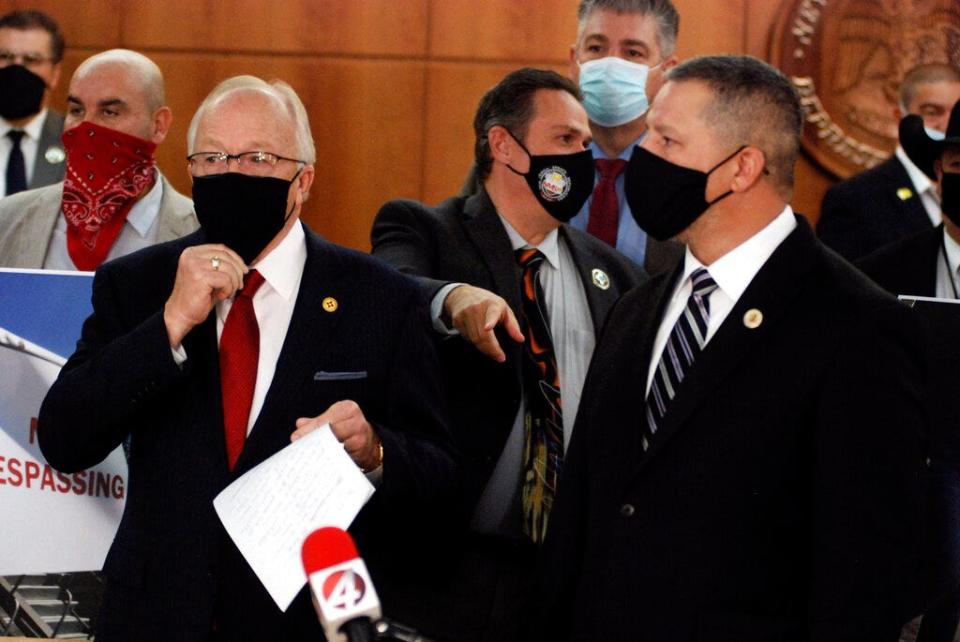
586 158 627 247
220 270 266 471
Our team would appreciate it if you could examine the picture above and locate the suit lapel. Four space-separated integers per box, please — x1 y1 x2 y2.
562 226 624 332
155 175 198 242
888 158 931 229
19 185 63 266
30 111 65 188
461 189 523 318
636 217 821 473
182 312 231 475
234 229 345 473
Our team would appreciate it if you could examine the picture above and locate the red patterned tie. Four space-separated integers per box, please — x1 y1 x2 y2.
220 270 265 471
586 158 627 247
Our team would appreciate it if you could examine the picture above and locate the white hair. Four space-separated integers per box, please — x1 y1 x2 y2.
186 75 316 164
72 49 165 111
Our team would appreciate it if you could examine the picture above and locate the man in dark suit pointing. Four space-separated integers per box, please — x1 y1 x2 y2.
541 55 926 642
38 75 455 641
372 68 644 642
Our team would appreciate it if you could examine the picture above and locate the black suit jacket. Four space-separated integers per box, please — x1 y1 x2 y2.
858 224 960 469
857 223 942 299
38 225 456 642
818 156 933 261
371 188 646 514
541 216 926 642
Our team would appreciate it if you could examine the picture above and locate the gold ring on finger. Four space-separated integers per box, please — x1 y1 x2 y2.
210 256 221 271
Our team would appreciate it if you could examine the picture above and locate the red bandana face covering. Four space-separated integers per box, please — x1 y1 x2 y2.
60 121 157 270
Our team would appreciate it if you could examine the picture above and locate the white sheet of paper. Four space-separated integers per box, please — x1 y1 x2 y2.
213 423 375 611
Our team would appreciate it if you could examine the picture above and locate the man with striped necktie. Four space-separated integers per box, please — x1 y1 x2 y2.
540 55 926 642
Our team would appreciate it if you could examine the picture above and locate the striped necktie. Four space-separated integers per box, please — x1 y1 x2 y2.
643 267 717 450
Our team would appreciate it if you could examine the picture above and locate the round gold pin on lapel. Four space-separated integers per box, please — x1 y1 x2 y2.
896 187 913 201
743 308 763 329
591 268 610 290
322 297 338 312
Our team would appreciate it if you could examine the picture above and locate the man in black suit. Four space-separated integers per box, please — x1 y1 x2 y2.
818 63 960 261
38 76 456 642
859 104 960 642
372 68 644 642
541 55 926 642
0 10 66 196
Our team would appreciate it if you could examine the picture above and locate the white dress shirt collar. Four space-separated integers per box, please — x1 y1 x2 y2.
498 215 561 270
250 217 307 303
896 146 935 197
676 205 797 304
0 108 47 141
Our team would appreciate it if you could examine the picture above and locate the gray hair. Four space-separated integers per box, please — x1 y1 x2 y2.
899 63 960 112
186 75 316 164
577 0 680 58
73 49 165 111
666 55 803 197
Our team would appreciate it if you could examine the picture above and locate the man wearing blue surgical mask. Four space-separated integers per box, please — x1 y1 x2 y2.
568 0 684 274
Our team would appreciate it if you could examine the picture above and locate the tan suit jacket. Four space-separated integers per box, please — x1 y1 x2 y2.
0 174 197 268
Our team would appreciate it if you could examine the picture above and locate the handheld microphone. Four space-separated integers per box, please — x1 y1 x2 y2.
302 526 381 642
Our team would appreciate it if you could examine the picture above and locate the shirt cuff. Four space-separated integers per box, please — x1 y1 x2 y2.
170 344 187 368
431 282 464 335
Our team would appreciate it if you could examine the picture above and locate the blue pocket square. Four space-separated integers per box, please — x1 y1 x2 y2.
313 370 368 381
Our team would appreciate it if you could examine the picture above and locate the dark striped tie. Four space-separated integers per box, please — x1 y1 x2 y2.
516 248 563 543
643 268 717 450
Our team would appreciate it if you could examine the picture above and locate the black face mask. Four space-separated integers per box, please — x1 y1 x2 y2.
0 64 46 121
504 130 595 223
193 172 297 265
942 173 960 227
625 145 744 241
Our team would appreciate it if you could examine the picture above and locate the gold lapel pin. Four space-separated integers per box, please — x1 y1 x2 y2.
591 268 610 290
743 308 763 329
896 187 913 201
322 297 338 313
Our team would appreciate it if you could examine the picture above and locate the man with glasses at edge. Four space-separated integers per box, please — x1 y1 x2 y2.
0 9 66 196
37 75 456 641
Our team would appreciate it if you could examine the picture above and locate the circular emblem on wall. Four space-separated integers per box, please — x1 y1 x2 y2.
538 166 572 201
771 0 960 179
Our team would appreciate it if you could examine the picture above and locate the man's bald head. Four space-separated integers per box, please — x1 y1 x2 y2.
65 48 171 143
187 75 316 164
72 49 165 112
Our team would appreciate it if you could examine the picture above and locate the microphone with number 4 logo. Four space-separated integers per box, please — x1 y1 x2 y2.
302 527 381 642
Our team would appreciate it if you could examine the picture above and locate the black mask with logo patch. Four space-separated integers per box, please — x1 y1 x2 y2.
503 129 595 223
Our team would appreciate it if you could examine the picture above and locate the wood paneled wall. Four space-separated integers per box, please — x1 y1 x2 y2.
0 0 831 250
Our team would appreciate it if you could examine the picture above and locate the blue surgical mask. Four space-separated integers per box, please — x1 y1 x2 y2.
578 57 659 127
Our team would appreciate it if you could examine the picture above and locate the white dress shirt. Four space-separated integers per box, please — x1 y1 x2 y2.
0 108 47 196
469 217 595 534
896 146 942 227
936 226 960 300
645 206 798 394
43 170 166 270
